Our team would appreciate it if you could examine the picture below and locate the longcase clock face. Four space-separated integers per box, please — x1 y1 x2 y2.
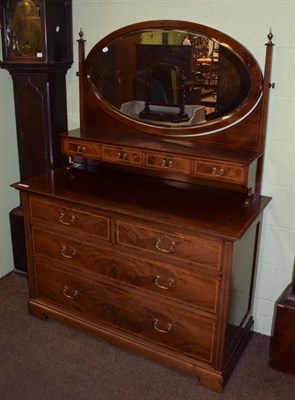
4 0 43 59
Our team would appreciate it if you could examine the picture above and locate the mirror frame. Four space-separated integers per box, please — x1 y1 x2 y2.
82 20 264 137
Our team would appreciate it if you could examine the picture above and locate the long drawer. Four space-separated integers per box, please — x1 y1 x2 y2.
31 227 220 313
117 220 222 270
29 196 111 241
34 261 216 364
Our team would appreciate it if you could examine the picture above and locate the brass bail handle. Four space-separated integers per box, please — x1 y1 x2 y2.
153 318 173 334
59 212 76 226
63 286 78 300
155 238 176 253
154 275 174 290
61 246 76 259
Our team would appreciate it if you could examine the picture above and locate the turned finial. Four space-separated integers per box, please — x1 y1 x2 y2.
267 28 273 44
78 28 85 42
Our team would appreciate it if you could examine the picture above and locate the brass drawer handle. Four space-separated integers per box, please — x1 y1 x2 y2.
212 167 225 176
153 318 172 334
155 238 176 253
161 158 173 168
154 275 174 290
59 213 76 226
61 246 76 259
62 286 78 300
76 145 86 153
117 151 127 160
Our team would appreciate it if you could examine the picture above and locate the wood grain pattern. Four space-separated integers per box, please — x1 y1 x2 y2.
15 167 270 391
31 226 220 313
116 220 222 269
29 196 110 241
34 261 216 364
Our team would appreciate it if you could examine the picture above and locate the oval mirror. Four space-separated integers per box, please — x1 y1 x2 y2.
86 21 263 136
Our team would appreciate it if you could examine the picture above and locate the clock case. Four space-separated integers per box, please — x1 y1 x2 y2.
0 0 73 271
0 0 72 64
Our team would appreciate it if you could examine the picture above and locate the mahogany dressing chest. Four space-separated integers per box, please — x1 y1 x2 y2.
13 20 274 391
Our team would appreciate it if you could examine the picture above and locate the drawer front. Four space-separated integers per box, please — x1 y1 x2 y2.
34 262 216 363
29 197 110 241
32 227 109 269
32 228 219 313
146 152 191 174
102 146 143 166
62 138 101 160
117 221 221 269
194 161 246 184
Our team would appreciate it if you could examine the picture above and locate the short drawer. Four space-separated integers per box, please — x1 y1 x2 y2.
146 152 191 174
102 145 143 166
29 196 110 241
61 138 101 160
117 221 222 269
31 227 219 314
34 262 216 364
194 161 246 184
31 227 110 267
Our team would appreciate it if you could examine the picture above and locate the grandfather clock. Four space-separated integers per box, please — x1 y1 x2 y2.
0 0 73 271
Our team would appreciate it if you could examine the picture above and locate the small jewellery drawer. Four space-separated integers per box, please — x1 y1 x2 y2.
145 152 190 174
102 145 143 166
32 228 219 313
29 196 110 241
117 221 221 269
62 138 101 160
35 262 216 364
194 161 245 184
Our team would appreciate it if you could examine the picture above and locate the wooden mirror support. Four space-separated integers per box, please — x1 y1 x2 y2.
61 21 274 203
13 21 274 392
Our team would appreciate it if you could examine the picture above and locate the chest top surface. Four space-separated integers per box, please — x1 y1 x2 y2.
14 166 271 240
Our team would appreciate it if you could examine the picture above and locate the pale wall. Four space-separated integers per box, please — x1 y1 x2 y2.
0 58 20 277
0 0 294 336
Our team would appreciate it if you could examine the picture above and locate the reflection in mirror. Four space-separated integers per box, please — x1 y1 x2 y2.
89 28 252 127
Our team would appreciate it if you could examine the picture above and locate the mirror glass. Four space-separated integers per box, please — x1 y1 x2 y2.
87 24 262 131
